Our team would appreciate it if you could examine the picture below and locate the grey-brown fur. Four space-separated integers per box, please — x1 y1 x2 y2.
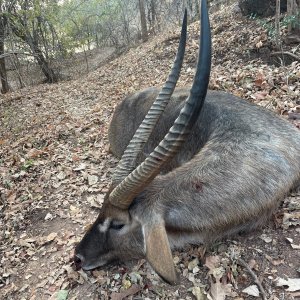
110 88 300 242
75 3 299 282
75 86 300 282
110 88 300 186
109 88 300 244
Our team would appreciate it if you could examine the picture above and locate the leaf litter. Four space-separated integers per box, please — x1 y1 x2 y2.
0 4 299 300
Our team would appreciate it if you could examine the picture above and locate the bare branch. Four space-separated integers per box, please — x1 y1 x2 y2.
270 51 300 61
237 258 267 300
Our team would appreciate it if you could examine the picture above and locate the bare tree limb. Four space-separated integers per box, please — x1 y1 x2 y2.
237 258 267 300
275 0 281 48
270 51 300 61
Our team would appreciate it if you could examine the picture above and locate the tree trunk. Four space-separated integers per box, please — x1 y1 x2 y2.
139 0 148 42
0 13 9 93
275 0 281 48
86 23 91 51
12 53 25 89
150 0 156 32
24 31 58 83
0 41 9 93
287 0 300 34
11 24 58 83
33 43 58 83
95 33 99 48
194 0 200 19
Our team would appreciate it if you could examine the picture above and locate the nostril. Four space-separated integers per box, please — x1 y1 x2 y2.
74 254 84 270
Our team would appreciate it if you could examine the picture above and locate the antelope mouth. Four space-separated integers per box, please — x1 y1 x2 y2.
74 254 110 271
82 260 107 271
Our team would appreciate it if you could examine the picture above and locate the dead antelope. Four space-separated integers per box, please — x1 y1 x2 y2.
74 0 300 284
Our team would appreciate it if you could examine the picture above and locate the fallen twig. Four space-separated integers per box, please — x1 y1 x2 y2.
270 51 300 62
237 258 267 300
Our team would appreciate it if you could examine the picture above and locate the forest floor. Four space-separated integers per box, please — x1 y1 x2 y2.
1 4 300 300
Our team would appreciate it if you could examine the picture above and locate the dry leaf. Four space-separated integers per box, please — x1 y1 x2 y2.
110 284 141 300
88 174 98 185
73 163 86 171
39 232 58 245
26 148 44 159
208 281 233 300
192 286 207 300
188 258 199 270
260 234 272 243
275 277 300 292
57 171 66 180
242 285 260 297
256 41 263 48
286 237 300 249
205 256 220 271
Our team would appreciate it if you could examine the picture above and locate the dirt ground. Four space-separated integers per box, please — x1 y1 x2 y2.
1 4 300 300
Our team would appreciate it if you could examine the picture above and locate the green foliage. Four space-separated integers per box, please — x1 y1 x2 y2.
281 12 300 29
249 11 300 41
22 160 34 170
1 0 145 67
257 18 277 39
55 0 124 53
56 289 69 300
2 0 64 57
1 0 129 59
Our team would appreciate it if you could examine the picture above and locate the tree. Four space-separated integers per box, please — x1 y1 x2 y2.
0 0 210 92
0 0 9 93
139 0 148 42
7 0 59 83
275 0 281 47
239 0 287 17
287 0 300 34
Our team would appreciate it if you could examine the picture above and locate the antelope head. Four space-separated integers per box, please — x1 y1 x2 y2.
74 0 211 285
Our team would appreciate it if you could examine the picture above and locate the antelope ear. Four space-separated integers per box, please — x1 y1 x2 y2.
144 223 179 285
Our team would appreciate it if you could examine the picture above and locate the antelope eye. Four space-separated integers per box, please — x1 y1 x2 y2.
110 221 125 230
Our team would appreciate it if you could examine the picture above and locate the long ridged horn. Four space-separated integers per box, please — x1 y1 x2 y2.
112 10 188 186
110 0 211 209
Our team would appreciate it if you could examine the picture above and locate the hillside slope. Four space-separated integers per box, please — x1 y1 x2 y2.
0 5 299 300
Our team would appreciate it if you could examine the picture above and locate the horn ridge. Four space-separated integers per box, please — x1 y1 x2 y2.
111 9 188 186
109 0 211 209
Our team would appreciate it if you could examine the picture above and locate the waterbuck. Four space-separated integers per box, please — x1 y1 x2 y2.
74 0 300 284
